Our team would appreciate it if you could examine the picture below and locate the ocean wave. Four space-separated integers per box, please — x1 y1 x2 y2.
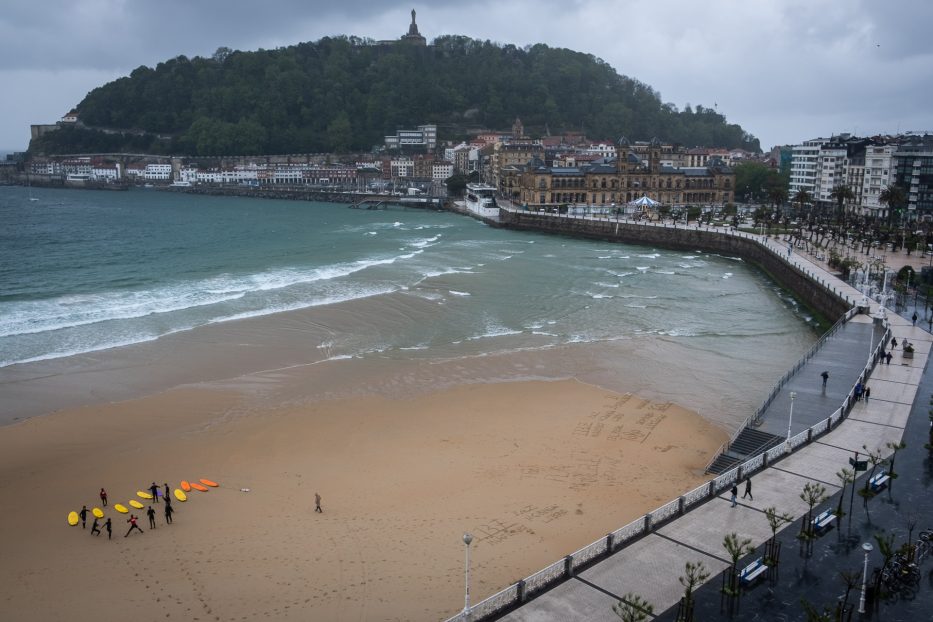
449 290 471 297
0 250 422 340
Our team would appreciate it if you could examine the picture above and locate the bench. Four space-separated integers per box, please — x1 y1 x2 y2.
869 470 890 491
812 509 836 533
739 557 768 586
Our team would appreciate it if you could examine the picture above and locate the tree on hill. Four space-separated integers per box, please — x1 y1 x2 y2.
32 36 760 156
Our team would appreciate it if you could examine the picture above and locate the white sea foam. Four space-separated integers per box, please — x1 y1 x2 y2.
449 290 471 297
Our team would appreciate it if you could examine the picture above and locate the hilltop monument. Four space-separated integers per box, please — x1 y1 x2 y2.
401 8 427 45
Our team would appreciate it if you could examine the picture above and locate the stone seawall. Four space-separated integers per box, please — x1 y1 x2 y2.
498 210 851 323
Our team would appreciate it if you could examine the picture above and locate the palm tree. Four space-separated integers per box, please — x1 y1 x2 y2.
879 184 907 227
829 184 855 224
768 186 788 214
792 189 812 218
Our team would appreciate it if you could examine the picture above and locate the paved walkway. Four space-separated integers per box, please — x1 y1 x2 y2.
493 226 930 621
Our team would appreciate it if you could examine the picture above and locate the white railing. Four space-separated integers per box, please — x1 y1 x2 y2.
470 584 520 619
682 482 711 510
571 537 609 570
712 467 740 493
649 498 681 525
522 559 566 596
611 516 647 547
742 453 765 473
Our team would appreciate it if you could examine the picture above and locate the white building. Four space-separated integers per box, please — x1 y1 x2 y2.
432 162 454 180
177 167 199 183
91 165 120 182
384 124 437 152
813 143 847 205
860 144 896 214
789 138 828 198
144 163 172 181
584 143 617 158
390 157 413 178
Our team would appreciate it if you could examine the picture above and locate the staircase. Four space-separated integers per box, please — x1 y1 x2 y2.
706 428 784 475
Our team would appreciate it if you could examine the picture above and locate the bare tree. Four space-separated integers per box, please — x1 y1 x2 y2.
835 467 854 517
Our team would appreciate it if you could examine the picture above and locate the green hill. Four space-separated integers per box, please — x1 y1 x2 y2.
31 35 760 156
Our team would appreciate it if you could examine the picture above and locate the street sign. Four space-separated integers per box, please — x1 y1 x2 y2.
849 457 868 471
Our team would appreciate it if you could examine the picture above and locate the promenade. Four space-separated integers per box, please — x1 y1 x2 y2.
446 208 931 621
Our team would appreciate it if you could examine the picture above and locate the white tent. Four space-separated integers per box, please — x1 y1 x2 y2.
629 195 660 207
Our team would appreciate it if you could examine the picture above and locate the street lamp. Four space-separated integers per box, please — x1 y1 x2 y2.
859 541 874 613
462 533 474 620
786 391 797 445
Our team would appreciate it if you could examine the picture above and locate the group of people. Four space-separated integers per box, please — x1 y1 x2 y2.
76 482 178 540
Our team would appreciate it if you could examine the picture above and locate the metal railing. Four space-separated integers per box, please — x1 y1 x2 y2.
442 213 893 622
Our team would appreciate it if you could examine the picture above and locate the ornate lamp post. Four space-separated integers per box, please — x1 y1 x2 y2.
462 533 474 619
859 541 873 613
786 391 797 446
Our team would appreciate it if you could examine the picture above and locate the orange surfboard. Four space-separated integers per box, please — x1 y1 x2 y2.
190 483 208 492
199 478 219 487
181 480 191 492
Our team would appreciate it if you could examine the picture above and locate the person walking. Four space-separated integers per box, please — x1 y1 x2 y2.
314 492 323 513
146 506 157 529
104 518 112 540
124 515 144 537
864 386 871 403
742 477 753 500
912 311 918 326
730 484 738 508
821 370 829 389
886 352 893 365
854 381 863 401
79 505 88 529
149 482 160 503
787 242 793 258
164 503 174 525
891 337 898 349
99 488 108 507
164 483 170 501
91 518 102 536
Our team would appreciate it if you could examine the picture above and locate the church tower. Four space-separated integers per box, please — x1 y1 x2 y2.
649 137 662 173
400 8 427 45
512 117 524 140
616 136 630 173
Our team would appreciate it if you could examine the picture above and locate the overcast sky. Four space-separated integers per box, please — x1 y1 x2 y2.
2 0 931 152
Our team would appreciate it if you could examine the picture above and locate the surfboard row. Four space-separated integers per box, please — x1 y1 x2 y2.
67 478 219 525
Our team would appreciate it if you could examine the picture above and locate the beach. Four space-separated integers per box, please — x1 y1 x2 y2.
0 367 725 622
0 189 810 620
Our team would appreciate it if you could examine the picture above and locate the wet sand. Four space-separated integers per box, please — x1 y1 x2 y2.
0 373 725 621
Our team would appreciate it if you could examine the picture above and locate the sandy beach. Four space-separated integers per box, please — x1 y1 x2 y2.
0 371 725 622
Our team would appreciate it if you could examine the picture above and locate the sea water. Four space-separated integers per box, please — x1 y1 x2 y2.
0 186 818 421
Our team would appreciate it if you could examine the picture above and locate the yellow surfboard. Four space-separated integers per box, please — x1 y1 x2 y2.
190 482 209 492
67 511 79 526
114 504 129 514
137 490 153 500
173 489 187 502
129 500 145 509
199 478 219 487
92 507 104 519
180 480 191 492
